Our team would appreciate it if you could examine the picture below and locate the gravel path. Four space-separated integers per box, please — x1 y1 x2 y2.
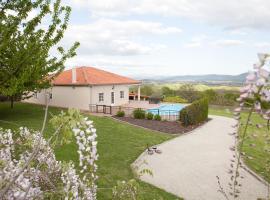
133 115 268 200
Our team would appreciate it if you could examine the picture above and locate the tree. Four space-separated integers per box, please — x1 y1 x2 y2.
0 0 79 108
161 86 175 97
202 89 217 103
177 84 201 102
140 85 154 96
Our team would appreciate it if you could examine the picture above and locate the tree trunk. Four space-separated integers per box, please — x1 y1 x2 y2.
10 96 14 109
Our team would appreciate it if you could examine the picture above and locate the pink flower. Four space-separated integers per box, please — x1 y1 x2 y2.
240 93 249 99
258 68 270 79
234 107 241 112
246 72 256 82
261 89 270 102
256 78 266 86
254 101 261 111
253 63 261 69
240 85 251 93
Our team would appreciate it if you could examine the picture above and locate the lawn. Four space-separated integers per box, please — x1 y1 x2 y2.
210 106 270 183
0 102 179 200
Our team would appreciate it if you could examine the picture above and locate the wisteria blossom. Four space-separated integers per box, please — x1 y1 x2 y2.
220 53 270 199
0 110 98 200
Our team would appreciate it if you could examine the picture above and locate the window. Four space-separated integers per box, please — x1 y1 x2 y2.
99 93 104 102
120 91 124 98
49 93 52 99
111 92 114 104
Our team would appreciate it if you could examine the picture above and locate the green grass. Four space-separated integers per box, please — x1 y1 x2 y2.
209 106 234 118
210 106 270 183
0 102 180 200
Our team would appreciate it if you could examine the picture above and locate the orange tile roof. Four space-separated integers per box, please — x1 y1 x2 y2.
52 66 141 86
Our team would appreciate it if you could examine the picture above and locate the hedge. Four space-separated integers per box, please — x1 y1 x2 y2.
116 110 125 117
154 114 161 121
133 108 146 119
146 112 154 120
180 98 208 126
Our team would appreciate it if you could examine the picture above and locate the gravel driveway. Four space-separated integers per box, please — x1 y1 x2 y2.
133 115 268 200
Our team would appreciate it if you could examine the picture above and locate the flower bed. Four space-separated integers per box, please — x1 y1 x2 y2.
113 116 210 134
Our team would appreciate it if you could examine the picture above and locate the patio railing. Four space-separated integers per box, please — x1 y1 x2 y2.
89 104 180 121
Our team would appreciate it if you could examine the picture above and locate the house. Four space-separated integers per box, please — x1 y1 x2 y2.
25 66 141 110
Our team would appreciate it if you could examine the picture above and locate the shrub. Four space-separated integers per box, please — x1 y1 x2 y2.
154 114 161 121
163 96 188 103
180 98 208 126
116 110 125 117
146 112 154 120
202 89 238 106
133 108 146 119
176 84 201 102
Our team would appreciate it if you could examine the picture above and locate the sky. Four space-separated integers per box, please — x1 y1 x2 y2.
58 0 270 77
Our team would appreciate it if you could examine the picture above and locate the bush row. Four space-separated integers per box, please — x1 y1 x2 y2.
133 109 161 121
116 109 161 121
180 98 208 126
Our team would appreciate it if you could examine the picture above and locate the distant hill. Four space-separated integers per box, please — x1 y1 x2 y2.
142 73 248 85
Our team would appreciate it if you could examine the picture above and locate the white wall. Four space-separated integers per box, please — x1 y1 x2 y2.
51 86 91 110
90 84 129 106
24 84 130 110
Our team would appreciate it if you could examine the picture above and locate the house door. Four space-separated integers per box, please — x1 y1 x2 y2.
111 92 114 104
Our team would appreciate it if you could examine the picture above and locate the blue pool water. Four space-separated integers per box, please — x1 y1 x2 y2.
147 104 185 115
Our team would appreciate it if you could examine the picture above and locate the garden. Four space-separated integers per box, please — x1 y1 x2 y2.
0 102 179 199
113 98 209 134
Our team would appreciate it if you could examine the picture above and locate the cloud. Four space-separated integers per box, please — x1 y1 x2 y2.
62 19 180 56
65 56 163 77
227 30 248 36
184 35 208 48
212 39 245 47
69 0 270 29
254 42 270 48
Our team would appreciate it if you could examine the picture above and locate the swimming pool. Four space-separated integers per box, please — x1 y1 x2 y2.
147 104 185 116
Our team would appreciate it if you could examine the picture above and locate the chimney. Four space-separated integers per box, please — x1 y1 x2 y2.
72 68 77 84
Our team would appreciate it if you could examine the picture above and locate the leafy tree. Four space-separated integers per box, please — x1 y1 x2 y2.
177 84 201 102
140 85 154 96
0 0 79 108
163 96 187 103
161 86 175 97
202 89 217 103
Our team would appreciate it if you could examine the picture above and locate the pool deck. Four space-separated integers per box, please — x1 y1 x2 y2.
123 100 160 109
123 101 188 110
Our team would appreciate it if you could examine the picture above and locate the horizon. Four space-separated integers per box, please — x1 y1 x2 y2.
60 0 270 77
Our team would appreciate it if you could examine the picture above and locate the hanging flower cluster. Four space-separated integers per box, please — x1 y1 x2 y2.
0 114 98 199
224 53 270 199
236 53 270 116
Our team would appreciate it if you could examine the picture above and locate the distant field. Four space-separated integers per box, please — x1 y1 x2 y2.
156 83 240 91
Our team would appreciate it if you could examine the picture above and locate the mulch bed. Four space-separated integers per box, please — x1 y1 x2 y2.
113 116 210 134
